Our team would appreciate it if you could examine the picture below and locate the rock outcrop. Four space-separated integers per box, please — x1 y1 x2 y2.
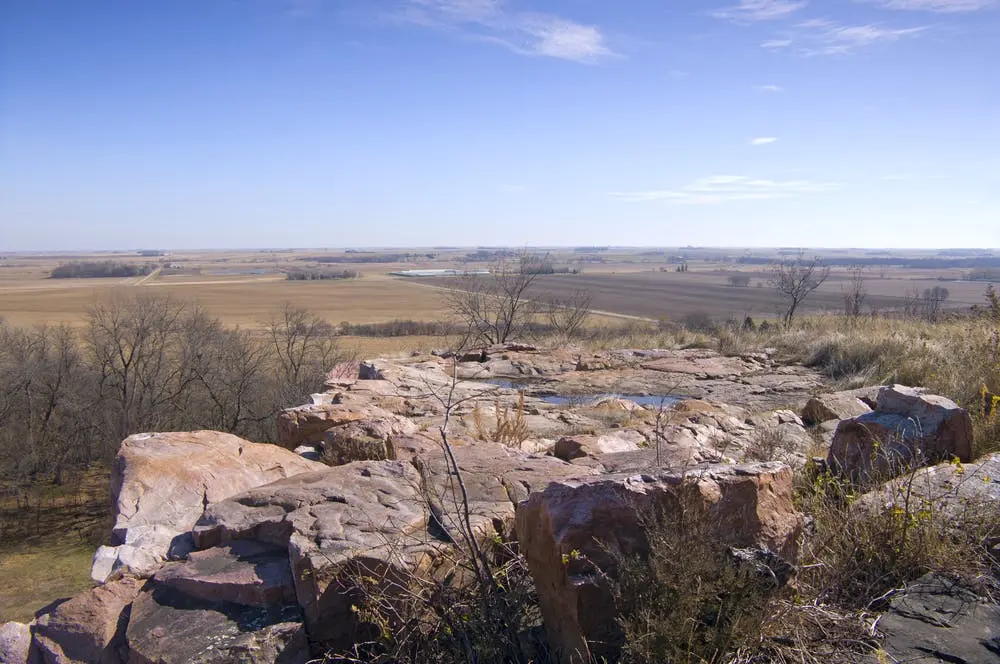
552 430 646 461
93 431 324 582
125 585 308 664
32 348 844 663
828 385 974 482
319 412 420 465
878 574 1000 664
32 576 143 664
192 446 594 649
515 462 802 663
275 403 370 448
801 391 872 425
0 621 32 664
859 452 1000 516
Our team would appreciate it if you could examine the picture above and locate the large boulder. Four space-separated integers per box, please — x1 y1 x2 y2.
94 431 324 582
275 403 371 448
828 385 974 482
878 574 1000 663
515 462 801 664
0 621 32 664
801 392 872 425
859 452 1000 516
552 430 646 462
193 447 593 649
319 413 420 465
191 461 432 647
32 576 143 664
125 585 307 664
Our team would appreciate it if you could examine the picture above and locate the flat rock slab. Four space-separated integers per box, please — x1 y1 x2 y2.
860 453 1000 516
879 574 1000 664
153 541 296 608
126 586 308 664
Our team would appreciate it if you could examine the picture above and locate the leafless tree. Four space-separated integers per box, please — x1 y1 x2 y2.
843 265 867 319
445 251 542 345
262 303 343 391
0 323 92 487
86 294 193 445
921 286 950 321
768 255 831 325
546 289 592 339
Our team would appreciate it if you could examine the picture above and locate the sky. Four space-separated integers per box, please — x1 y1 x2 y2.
1 0 998 250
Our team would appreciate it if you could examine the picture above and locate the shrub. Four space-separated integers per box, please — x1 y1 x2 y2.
610 505 780 664
796 462 1000 609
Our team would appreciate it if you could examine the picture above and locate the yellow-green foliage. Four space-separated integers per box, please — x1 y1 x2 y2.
796 460 999 609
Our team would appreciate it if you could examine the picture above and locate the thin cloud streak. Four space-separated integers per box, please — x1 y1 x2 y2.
396 0 616 63
751 137 779 145
870 0 995 11
609 175 841 204
754 84 783 92
762 18 927 55
711 0 808 22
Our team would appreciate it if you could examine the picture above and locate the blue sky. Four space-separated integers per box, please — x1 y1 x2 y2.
1 0 997 250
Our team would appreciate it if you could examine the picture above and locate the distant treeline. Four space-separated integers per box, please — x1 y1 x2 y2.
967 269 1000 282
300 253 436 264
338 320 463 337
286 269 360 281
736 256 1000 269
50 261 155 279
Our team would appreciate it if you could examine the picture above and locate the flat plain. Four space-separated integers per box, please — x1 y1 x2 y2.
0 248 994 332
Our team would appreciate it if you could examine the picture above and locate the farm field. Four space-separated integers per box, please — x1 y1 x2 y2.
0 248 996 331
522 270 991 321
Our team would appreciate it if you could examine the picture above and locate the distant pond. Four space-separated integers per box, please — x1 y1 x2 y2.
479 377 683 408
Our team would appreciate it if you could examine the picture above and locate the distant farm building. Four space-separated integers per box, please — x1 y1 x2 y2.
390 269 490 277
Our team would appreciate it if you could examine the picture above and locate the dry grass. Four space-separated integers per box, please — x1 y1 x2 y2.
796 460 1000 611
0 544 96 622
0 467 110 621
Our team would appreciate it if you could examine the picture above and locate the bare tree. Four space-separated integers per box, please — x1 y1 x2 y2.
843 265 867 319
768 255 831 325
86 294 193 446
262 303 342 391
921 286 950 321
546 289 592 339
445 251 542 345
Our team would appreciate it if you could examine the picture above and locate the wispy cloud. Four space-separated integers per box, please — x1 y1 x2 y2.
609 175 840 204
711 0 808 22
750 137 779 145
868 0 995 11
395 0 616 63
754 84 783 92
762 18 926 55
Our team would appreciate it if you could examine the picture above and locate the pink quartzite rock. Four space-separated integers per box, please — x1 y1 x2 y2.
515 462 802 664
32 576 143 664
